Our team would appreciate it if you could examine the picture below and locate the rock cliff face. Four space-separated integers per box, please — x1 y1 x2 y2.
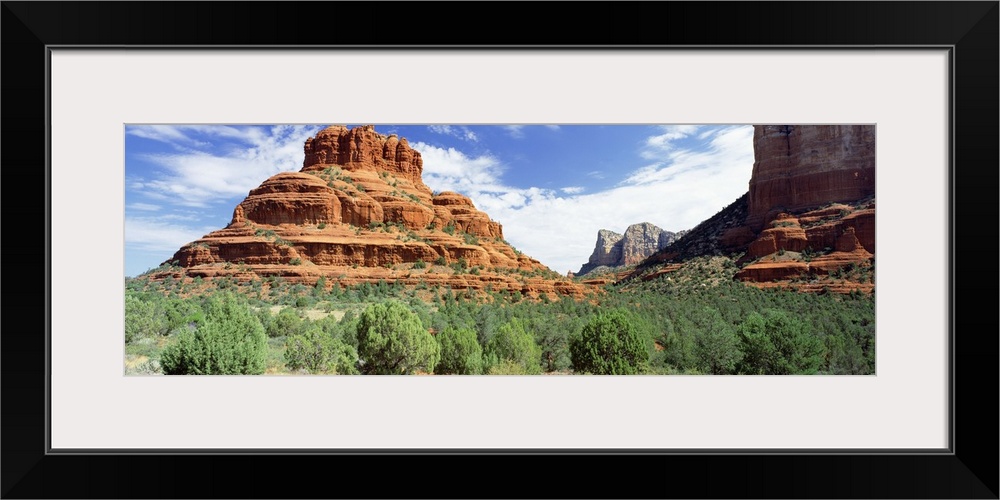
747 125 875 230
585 229 624 269
153 125 588 300
629 125 875 294
735 125 875 292
734 201 875 294
302 125 427 187
577 222 683 276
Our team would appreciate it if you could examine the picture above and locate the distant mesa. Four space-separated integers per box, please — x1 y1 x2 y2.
153 125 589 300
576 222 687 277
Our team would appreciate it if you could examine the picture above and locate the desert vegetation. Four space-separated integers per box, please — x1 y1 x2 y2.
125 255 874 376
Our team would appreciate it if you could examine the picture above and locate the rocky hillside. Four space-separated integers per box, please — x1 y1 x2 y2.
628 125 876 294
747 125 875 229
148 125 589 300
575 222 685 276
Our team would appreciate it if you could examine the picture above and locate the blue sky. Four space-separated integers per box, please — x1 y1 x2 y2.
125 124 755 277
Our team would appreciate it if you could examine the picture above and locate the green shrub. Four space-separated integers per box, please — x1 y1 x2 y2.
413 259 427 269
736 310 824 375
312 277 327 297
160 293 267 375
484 318 541 374
268 307 303 338
356 302 439 375
125 294 170 343
434 256 447 266
570 309 649 375
486 359 529 375
317 222 327 229
284 327 359 374
450 258 468 272
435 327 483 375
691 307 743 375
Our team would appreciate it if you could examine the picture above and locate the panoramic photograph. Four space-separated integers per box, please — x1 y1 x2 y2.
124 124 875 375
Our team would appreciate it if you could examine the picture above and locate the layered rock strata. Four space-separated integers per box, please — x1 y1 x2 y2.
154 125 588 300
630 125 875 294
747 125 875 230
734 201 875 293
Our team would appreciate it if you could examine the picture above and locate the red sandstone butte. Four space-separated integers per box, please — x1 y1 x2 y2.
157 125 590 300
746 125 875 231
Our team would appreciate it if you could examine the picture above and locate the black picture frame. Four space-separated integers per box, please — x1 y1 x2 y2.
3 2 996 498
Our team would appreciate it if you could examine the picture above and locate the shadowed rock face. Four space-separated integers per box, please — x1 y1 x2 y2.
627 125 876 295
154 125 590 300
586 229 624 268
735 125 875 292
620 223 667 266
747 125 875 230
577 222 683 276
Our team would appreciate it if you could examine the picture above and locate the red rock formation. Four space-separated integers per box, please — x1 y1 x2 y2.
157 125 591 300
719 225 756 248
742 204 874 259
735 206 875 293
303 125 428 188
640 263 683 282
431 192 502 238
747 125 875 230
620 126 875 295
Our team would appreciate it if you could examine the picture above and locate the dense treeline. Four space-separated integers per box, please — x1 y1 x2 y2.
124 257 874 375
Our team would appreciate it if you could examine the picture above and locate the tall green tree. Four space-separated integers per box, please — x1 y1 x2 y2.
267 307 304 338
285 326 359 374
356 301 439 375
737 309 824 375
691 307 743 375
484 318 542 375
125 294 170 343
160 292 267 375
570 309 649 375
435 327 483 375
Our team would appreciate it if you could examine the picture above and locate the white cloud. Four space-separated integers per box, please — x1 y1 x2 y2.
427 125 478 142
125 217 217 254
126 124 756 278
641 125 702 159
415 126 754 274
498 125 560 139
411 142 507 194
126 125 322 273
127 125 210 149
427 125 450 134
158 213 201 222
698 128 719 140
127 202 161 211
502 125 525 138
129 125 321 207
